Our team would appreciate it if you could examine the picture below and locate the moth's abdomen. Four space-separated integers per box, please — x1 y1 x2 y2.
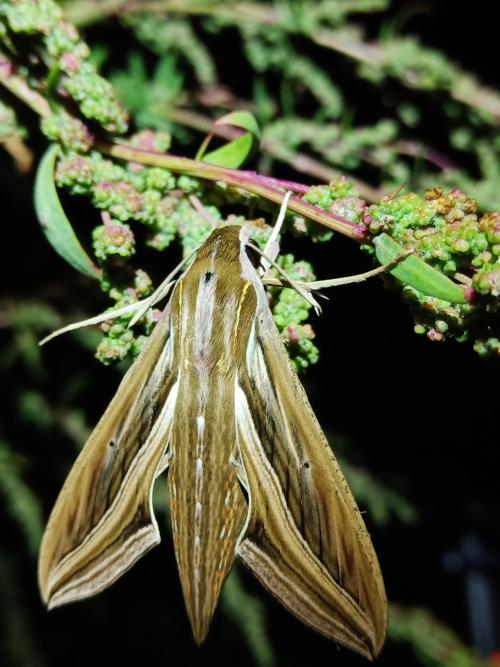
166 225 257 641
168 372 247 643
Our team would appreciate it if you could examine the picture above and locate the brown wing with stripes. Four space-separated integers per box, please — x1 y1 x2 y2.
38 306 178 609
235 303 387 660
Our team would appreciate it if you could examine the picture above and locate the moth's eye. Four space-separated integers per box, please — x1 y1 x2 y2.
245 244 261 268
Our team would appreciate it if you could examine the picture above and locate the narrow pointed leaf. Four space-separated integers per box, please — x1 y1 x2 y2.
374 233 467 303
202 133 255 168
201 111 260 168
213 111 261 138
34 145 102 280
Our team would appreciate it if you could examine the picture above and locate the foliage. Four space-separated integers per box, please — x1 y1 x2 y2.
388 605 491 667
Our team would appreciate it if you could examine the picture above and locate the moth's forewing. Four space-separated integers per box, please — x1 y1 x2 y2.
38 305 177 608
234 241 387 660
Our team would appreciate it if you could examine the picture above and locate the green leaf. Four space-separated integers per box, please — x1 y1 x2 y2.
34 145 102 280
374 233 467 303
0 439 44 556
214 110 261 138
200 111 260 168
202 133 256 168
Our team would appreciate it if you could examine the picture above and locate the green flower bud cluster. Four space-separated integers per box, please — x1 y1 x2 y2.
177 198 221 257
300 176 365 242
55 142 183 251
145 195 179 252
45 21 84 58
177 175 203 194
96 270 154 366
41 110 93 152
364 191 438 237
0 0 128 135
133 269 153 298
472 213 500 296
241 216 273 250
93 220 135 261
406 287 471 345
473 337 500 356
285 324 319 373
92 180 143 221
54 153 94 194
62 59 128 134
271 254 319 371
128 129 172 154
365 188 500 355
0 0 61 33
95 320 135 366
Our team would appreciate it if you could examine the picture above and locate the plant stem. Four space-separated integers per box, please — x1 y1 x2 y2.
0 57 50 118
99 140 367 241
62 0 130 27
0 57 367 241
68 0 500 124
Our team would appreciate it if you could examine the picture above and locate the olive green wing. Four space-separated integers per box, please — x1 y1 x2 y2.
235 305 387 660
38 306 178 609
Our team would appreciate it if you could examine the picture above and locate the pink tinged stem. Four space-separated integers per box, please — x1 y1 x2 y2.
100 142 368 241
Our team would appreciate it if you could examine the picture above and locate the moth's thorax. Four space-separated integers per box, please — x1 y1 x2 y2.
170 226 258 374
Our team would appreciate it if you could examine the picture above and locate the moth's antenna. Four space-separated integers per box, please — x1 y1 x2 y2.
260 190 292 273
40 238 208 345
39 293 172 346
263 251 412 291
127 240 204 327
250 241 321 314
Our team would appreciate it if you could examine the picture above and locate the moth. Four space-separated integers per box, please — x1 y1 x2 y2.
38 224 387 660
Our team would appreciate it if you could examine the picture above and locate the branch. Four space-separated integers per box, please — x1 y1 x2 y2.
168 107 381 202
0 54 366 241
73 0 500 124
99 140 367 241
0 57 50 118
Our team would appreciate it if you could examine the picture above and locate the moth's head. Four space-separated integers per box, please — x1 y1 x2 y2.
199 224 240 250
200 224 262 269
